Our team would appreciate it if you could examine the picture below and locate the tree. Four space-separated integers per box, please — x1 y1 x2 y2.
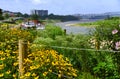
23 13 29 18
16 12 23 17
0 8 2 15
0 16 4 20
0 8 4 20
4 13 9 19
31 14 39 20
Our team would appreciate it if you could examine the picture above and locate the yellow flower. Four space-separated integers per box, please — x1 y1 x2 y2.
23 49 78 78
13 51 18 54
46 59 50 62
43 72 48 76
13 74 16 78
6 70 11 74
34 76 39 79
37 64 41 68
52 62 55 66
7 45 11 48
0 73 4 77
67 72 71 75
13 62 18 66
0 51 4 55
49 69 52 72
30 66 37 70
25 72 31 77
20 76 24 79
12 56 16 59
24 58 32 63
0 58 5 61
72 73 77 77
0 64 4 70
28 54 33 57
5 50 10 53
58 74 61 78
6 53 10 57
59 70 62 73
55 61 58 65
32 73 37 76
65 57 69 62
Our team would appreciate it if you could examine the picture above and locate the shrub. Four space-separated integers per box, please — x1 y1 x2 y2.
45 24 64 39
22 49 78 79
90 19 120 78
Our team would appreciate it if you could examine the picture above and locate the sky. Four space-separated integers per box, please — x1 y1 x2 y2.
0 0 120 15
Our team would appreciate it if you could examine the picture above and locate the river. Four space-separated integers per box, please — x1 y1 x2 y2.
56 19 102 34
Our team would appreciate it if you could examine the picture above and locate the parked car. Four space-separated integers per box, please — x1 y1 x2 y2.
21 21 45 30
21 21 35 28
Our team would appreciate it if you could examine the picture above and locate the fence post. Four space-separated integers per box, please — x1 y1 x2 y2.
19 40 28 78
64 29 66 35
19 40 24 78
95 39 100 50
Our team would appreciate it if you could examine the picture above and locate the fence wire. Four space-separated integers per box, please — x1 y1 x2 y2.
1 40 120 52
0 40 120 79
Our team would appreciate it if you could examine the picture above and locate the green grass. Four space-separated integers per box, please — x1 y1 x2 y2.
73 20 103 27
77 72 100 79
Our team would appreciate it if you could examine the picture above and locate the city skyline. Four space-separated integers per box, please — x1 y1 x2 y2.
0 0 120 15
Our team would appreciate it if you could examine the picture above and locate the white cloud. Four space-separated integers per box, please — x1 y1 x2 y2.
31 0 47 5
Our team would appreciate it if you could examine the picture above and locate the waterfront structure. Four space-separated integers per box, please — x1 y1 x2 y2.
31 10 48 16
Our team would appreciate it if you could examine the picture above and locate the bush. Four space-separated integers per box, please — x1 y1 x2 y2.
23 49 78 79
0 49 78 79
90 19 120 78
45 24 64 39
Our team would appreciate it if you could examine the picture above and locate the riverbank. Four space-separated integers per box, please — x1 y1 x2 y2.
65 23 98 28
56 20 96 34
63 19 104 28
71 21 100 27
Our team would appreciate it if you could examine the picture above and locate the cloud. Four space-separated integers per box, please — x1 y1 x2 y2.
31 0 47 5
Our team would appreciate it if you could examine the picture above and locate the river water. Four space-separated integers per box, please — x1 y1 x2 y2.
56 19 101 34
